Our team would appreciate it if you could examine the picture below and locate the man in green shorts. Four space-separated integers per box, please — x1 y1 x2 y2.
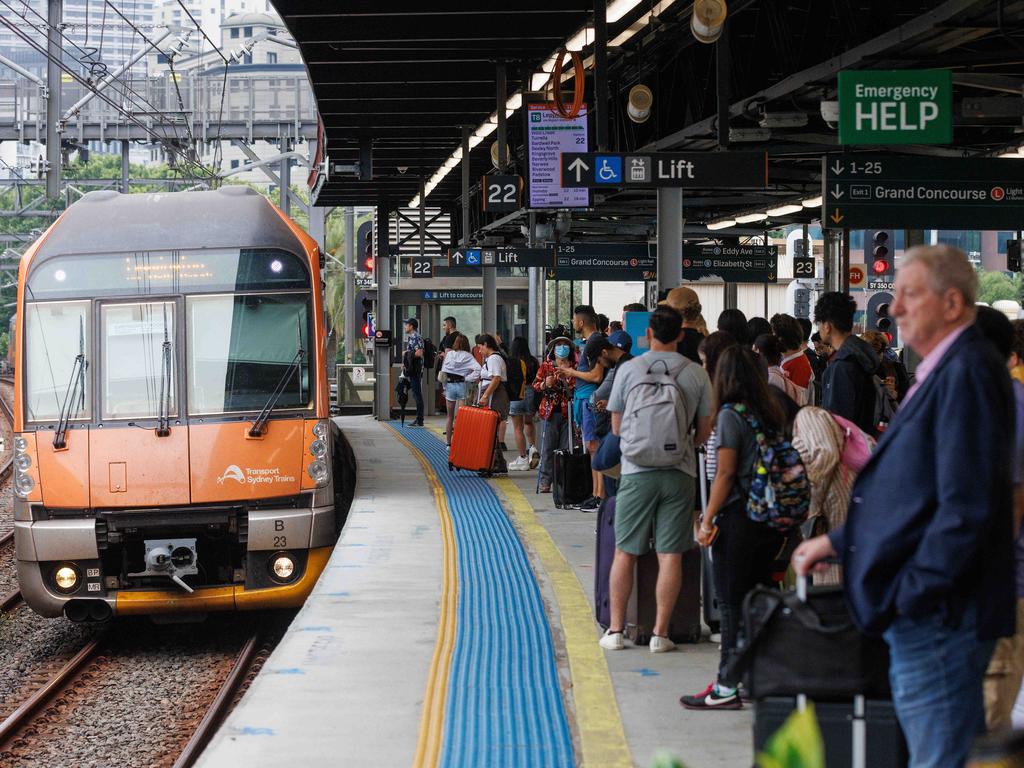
600 305 712 652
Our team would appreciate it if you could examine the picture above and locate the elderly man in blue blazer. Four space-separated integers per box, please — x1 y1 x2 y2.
795 245 1015 768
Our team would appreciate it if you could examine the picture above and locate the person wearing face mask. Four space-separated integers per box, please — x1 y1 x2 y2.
533 336 577 493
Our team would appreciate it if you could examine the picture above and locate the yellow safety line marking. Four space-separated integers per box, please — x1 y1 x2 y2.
384 424 458 768
493 477 633 768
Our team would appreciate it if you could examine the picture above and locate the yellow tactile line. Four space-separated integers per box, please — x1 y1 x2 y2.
427 422 631 765
493 476 633 768
384 424 458 768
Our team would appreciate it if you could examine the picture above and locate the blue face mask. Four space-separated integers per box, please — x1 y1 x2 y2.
554 345 570 359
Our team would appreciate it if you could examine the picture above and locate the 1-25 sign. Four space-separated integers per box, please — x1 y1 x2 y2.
482 174 522 213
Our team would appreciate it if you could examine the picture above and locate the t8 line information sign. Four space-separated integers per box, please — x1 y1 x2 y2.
822 154 1024 229
838 69 952 145
526 103 590 209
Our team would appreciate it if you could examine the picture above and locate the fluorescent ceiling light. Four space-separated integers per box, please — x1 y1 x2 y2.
802 196 822 208
506 93 522 111
610 0 677 46
532 71 551 90
997 150 1024 158
706 219 736 230
607 0 643 23
565 25 593 52
766 204 802 216
735 212 768 223
468 135 484 149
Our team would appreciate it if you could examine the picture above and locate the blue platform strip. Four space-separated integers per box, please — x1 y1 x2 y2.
393 424 575 768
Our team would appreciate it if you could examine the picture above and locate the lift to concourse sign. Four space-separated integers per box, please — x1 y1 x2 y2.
822 154 1024 229
560 151 767 188
838 69 952 145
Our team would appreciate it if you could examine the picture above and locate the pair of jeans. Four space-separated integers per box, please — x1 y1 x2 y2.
409 374 424 423
710 499 784 688
883 604 995 768
538 412 569 487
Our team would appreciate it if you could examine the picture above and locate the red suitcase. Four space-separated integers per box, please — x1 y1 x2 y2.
448 405 500 473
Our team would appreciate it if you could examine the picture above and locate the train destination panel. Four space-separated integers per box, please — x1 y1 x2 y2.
823 154 1024 228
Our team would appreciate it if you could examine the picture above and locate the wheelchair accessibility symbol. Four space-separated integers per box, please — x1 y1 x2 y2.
595 156 622 184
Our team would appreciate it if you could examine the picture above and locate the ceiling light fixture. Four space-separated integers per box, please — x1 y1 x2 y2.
766 204 802 217
706 219 736 230
735 212 768 223
802 196 822 208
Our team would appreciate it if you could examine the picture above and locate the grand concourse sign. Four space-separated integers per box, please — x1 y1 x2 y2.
823 154 1024 229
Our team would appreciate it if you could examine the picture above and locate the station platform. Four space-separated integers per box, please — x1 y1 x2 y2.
197 416 752 768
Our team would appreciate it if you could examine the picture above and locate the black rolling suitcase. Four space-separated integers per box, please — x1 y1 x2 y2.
594 496 616 628
697 449 721 633
553 403 591 509
629 547 702 644
738 575 906 768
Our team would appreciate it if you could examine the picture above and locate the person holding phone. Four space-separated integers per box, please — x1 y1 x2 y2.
681 346 786 711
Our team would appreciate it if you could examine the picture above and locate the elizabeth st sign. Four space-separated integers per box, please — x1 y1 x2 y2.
560 151 767 188
823 154 1024 229
682 245 778 284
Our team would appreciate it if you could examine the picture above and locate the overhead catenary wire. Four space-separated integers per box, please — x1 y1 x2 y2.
0 7 218 183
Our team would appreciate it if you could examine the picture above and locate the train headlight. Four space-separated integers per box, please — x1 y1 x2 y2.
309 439 327 459
312 420 328 439
270 554 296 582
307 459 329 486
14 436 27 453
14 472 34 497
14 453 31 471
53 565 79 593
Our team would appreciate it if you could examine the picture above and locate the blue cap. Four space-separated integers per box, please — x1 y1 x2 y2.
608 330 632 352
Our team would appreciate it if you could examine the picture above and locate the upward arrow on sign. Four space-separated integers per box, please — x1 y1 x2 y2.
568 157 590 183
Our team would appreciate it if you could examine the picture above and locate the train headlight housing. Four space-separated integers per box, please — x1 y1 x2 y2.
14 453 31 471
307 459 329 486
14 436 28 452
309 439 327 459
14 471 34 497
312 420 328 439
53 564 80 593
270 554 296 582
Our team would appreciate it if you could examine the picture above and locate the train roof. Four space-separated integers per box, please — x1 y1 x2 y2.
33 187 308 260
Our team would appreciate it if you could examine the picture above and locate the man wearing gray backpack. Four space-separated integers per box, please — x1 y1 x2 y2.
600 306 713 652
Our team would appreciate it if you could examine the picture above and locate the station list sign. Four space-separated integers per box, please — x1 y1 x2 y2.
838 69 952 145
527 103 589 209
682 245 778 283
823 154 1024 229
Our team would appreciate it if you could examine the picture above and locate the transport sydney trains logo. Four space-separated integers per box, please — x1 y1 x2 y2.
217 465 296 485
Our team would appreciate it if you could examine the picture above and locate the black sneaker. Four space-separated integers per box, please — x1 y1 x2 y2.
679 682 742 711
578 496 601 512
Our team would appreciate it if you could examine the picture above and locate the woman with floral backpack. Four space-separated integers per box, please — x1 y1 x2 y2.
681 345 797 711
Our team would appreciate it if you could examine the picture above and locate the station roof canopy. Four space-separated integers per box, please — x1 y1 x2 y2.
274 0 1024 235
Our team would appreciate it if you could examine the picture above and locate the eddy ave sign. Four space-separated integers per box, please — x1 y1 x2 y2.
838 69 952 145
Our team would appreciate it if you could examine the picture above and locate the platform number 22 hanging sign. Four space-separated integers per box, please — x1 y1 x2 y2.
482 174 523 213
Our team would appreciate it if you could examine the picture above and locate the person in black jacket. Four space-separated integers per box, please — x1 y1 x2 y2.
813 292 879 434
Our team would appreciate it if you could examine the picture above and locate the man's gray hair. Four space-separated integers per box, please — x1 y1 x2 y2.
901 244 978 306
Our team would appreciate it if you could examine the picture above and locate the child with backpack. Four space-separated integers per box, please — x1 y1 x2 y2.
681 345 810 711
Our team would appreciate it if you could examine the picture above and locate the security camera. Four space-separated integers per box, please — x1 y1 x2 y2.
397 166 408 174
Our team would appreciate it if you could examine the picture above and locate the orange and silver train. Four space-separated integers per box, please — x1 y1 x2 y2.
13 187 353 621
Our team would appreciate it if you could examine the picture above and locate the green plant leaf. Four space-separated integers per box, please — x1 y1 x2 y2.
755 704 825 768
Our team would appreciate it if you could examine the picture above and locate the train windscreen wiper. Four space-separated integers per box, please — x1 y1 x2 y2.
156 304 172 437
249 347 305 437
53 318 87 449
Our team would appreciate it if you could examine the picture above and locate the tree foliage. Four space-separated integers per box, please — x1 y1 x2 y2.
977 270 1022 305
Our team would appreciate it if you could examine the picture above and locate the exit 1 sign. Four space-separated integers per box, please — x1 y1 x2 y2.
838 69 952 145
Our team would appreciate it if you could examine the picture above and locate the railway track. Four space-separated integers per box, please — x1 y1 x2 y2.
0 625 271 767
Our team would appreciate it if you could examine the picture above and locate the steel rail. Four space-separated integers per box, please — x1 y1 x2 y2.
171 632 262 768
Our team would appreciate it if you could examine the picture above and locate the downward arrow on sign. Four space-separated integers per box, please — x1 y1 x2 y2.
830 184 844 200
830 160 845 175
830 209 844 224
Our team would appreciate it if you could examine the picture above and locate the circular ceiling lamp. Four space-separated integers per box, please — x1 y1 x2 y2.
627 84 653 124
691 0 728 44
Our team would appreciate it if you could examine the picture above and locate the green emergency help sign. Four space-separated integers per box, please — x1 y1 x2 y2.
839 69 952 145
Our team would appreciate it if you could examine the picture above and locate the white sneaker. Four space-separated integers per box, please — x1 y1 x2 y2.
528 445 540 469
507 455 531 471
599 629 625 651
650 635 677 653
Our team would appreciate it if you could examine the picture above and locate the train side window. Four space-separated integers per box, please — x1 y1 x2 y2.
100 301 177 420
24 300 91 422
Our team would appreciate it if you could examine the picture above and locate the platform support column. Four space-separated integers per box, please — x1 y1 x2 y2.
120 140 130 193
45 0 62 200
656 187 683 296
375 201 392 420
279 137 291 217
343 206 355 364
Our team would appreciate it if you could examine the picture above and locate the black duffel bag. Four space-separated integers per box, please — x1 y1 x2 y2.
728 584 891 700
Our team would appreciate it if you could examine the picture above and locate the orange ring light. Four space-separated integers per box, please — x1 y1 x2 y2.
551 47 585 120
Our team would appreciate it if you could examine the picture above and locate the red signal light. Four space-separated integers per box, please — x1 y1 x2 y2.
361 256 375 273
873 258 888 275
362 323 370 338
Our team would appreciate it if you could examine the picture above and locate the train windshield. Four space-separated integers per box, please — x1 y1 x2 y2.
101 301 176 420
186 293 312 415
23 300 91 422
